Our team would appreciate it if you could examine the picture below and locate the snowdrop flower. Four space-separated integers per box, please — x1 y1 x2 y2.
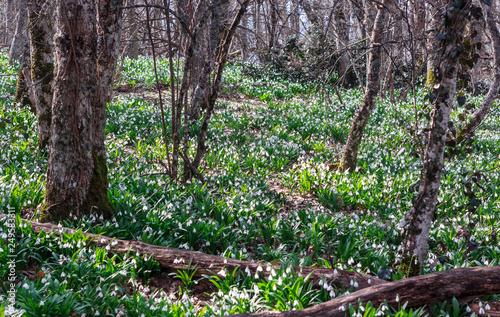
339 305 345 311
485 304 491 310
479 308 485 314
22 283 29 289
396 294 400 302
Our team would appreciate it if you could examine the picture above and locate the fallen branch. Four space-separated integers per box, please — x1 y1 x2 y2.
232 266 500 317
7 215 383 290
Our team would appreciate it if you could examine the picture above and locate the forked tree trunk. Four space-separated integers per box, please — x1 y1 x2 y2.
338 0 390 172
41 0 115 223
455 0 500 143
402 0 471 275
191 0 251 174
27 0 54 150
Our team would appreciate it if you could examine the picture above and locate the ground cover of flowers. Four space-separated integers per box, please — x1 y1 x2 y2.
1 55 499 316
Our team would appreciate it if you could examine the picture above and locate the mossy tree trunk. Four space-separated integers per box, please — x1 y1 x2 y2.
27 0 54 150
455 0 500 144
424 0 444 88
41 0 116 223
338 0 390 172
402 0 471 275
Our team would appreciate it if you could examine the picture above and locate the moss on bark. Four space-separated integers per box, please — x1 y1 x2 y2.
39 152 115 223
14 68 33 110
399 254 421 277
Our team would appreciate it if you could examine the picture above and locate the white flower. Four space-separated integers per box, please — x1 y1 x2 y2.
22 283 29 289
40 300 45 306
396 294 400 302
479 308 485 314
339 305 345 311
485 304 491 310
466 306 471 313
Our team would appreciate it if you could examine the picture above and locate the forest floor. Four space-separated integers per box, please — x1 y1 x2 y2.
1 55 500 316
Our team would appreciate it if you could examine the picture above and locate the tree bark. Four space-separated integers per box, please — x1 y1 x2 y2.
191 0 252 173
402 0 471 275
95 0 124 159
27 0 54 150
41 0 115 223
335 5 355 88
338 0 390 172
8 0 29 64
232 266 500 317
424 0 444 88
455 0 500 144
17 215 382 291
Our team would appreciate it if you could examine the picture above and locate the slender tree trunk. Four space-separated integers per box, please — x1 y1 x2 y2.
424 0 444 88
255 0 262 56
290 0 300 38
363 0 376 65
13 43 32 110
125 0 140 59
27 0 54 150
455 0 500 143
41 0 115 223
95 0 124 155
335 6 355 88
8 0 28 64
402 0 471 275
191 0 251 172
338 0 390 172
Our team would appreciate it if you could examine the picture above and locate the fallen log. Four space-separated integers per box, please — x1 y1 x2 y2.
5 215 383 290
232 266 500 317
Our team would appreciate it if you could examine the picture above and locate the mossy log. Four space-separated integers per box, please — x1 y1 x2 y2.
8 215 383 291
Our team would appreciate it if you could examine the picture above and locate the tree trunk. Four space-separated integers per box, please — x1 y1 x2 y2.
8 0 28 64
338 0 390 172
27 0 54 150
40 0 115 223
424 0 444 88
125 0 140 59
290 0 300 39
95 0 124 158
18 215 382 291
335 6 355 88
402 0 471 275
232 266 500 317
13 46 32 110
455 0 500 143
363 0 376 65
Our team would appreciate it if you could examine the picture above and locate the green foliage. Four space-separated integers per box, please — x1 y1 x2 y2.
1 53 499 316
